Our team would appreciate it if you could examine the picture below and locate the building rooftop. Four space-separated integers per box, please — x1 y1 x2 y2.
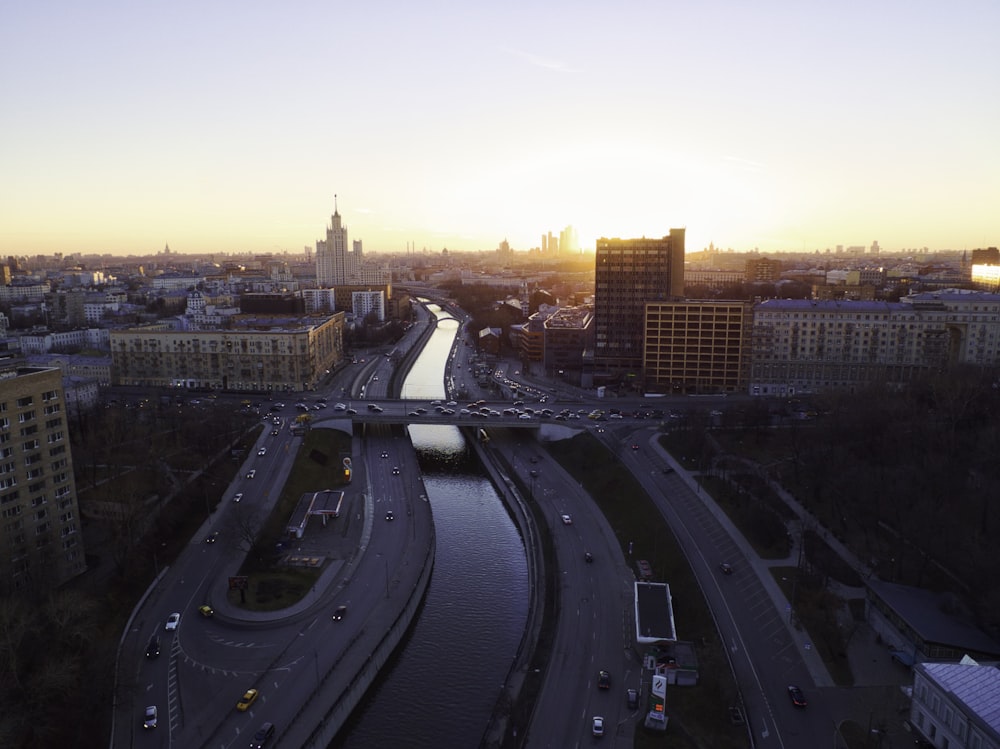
919 660 1000 735
869 579 1000 657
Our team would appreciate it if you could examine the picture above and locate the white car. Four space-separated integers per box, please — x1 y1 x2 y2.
592 716 604 737
561 514 573 525
233 492 243 502
164 612 180 631
246 469 256 479
334 402 347 410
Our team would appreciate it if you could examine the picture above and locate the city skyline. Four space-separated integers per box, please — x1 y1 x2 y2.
2 1 997 257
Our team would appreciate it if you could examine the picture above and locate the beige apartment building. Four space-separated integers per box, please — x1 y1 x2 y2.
0 364 86 593
749 291 1000 396
111 312 346 393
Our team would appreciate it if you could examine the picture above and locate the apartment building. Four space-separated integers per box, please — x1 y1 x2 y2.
910 659 1000 748
111 312 345 393
0 364 86 593
748 291 1000 396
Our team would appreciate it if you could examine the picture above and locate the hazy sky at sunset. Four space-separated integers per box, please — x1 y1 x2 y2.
2 1 997 257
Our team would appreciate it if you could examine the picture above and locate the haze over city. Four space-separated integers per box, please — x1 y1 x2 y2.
2 0 997 257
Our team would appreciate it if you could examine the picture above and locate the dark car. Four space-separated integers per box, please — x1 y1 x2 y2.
529 469 539 478
598 670 611 689
332 605 347 621
250 722 275 748
385 510 394 521
392 466 400 475
584 551 594 563
787 685 807 708
146 636 160 659
720 563 734 575
626 688 639 709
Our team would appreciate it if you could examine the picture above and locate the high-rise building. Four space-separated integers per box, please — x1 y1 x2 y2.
316 202 352 285
560 225 579 254
594 229 686 377
315 200 390 287
0 364 86 593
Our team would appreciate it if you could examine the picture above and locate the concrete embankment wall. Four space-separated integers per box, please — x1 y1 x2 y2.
465 428 546 748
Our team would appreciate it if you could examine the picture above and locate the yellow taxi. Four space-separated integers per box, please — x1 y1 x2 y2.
236 688 259 712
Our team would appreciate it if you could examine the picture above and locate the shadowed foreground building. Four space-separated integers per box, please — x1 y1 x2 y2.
0 363 86 593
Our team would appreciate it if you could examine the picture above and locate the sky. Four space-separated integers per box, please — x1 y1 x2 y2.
2 1 998 257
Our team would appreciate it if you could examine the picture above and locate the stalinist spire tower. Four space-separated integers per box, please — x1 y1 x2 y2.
315 195 352 285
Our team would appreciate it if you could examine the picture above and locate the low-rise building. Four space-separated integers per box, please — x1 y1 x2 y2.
910 658 1000 748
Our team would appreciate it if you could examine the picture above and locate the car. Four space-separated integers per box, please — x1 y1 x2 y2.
626 688 639 709
662 466 675 474
258 447 266 456
198 605 214 617
346 408 357 415
787 685 807 707
592 716 604 737
145 635 160 659
334 402 347 410
332 605 348 621
385 510 395 521
233 492 244 503
598 670 611 689
206 531 219 544
165 612 180 631
584 551 593 563
250 722 275 748
381 451 389 459
631 443 640 450
720 563 734 575
143 705 158 729
270 428 279 436
392 466 400 475
236 688 260 712
560 514 572 525
246 469 256 479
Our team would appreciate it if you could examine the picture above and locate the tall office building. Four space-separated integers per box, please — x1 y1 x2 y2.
0 364 86 593
594 229 685 377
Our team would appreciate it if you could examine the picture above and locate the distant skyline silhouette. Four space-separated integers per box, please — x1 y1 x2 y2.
1 1 996 256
